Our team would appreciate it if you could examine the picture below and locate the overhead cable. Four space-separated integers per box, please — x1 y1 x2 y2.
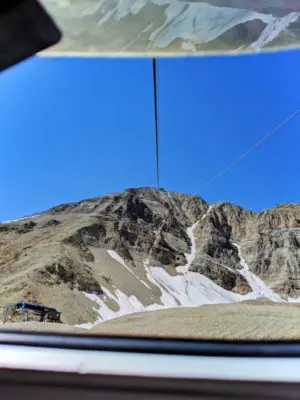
152 58 160 190
197 108 300 191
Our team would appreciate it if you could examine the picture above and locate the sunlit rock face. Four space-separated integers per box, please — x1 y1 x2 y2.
1 187 299 326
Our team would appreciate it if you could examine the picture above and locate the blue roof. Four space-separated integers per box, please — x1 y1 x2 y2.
15 302 59 312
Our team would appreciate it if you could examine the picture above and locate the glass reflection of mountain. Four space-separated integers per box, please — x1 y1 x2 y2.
41 0 300 54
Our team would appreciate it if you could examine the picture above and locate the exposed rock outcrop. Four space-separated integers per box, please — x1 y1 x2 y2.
0 188 299 325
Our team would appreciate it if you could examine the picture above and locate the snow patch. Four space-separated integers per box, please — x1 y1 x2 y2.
95 0 300 52
77 204 287 329
287 297 300 304
107 250 151 289
202 205 213 221
148 2 273 49
0 214 40 224
144 260 179 308
177 205 213 274
251 12 300 50
145 215 256 308
107 250 128 269
146 264 256 308
233 243 282 302
176 221 199 274
75 286 148 329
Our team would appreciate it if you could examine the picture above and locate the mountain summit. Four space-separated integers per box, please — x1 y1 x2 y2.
0 188 299 326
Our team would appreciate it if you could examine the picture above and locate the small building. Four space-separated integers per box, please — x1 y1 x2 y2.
13 302 61 323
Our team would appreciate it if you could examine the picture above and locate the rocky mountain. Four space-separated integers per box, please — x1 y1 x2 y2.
0 188 299 327
41 0 300 54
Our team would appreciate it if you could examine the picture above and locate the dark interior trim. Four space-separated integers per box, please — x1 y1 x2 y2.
0 1 27 14
0 368 298 394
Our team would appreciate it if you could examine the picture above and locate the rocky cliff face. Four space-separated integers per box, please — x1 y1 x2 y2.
196 202 300 296
0 188 299 325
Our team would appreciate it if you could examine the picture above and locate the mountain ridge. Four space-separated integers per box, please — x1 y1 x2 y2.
0 187 299 327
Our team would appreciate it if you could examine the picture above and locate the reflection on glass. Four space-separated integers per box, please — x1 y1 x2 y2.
41 0 300 54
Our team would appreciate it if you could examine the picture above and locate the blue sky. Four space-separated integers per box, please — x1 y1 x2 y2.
0 51 299 221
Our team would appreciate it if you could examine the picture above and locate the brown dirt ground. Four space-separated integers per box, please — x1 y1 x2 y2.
3 300 300 341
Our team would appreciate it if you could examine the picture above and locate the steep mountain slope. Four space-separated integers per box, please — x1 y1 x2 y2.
0 188 299 327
